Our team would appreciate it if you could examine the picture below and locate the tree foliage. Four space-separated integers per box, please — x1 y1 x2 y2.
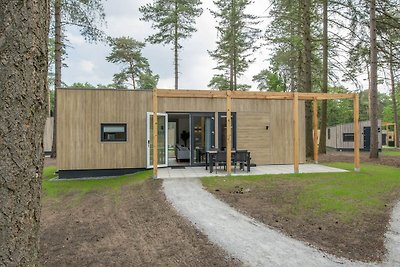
140 0 203 89
106 37 158 90
209 0 260 91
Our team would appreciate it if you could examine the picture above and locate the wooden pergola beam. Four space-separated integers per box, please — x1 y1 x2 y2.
353 94 360 171
226 91 232 175
293 92 299 173
152 89 158 179
313 98 319 163
155 89 355 101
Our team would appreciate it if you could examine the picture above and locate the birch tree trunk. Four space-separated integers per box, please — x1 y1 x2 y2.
0 0 49 265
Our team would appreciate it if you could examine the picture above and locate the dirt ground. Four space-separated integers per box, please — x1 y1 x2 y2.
207 184 396 262
43 157 56 167
40 178 240 267
204 151 400 263
319 149 400 167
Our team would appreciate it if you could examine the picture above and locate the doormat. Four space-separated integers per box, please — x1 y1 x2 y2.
170 166 186 169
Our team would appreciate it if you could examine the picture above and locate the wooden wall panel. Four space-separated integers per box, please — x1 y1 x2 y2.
57 89 152 170
58 89 306 170
236 113 271 164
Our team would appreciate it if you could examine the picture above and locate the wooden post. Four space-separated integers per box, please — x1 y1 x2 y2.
153 89 158 179
353 94 360 171
386 123 389 146
226 91 232 175
313 98 319 163
293 92 299 173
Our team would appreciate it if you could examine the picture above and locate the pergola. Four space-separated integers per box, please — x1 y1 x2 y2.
383 122 398 147
152 89 360 178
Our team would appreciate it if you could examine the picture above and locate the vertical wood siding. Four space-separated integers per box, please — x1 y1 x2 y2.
58 89 306 170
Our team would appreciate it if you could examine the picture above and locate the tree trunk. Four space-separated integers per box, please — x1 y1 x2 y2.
319 0 328 154
51 0 62 158
389 44 399 148
130 62 136 89
0 0 49 266
174 0 179 90
369 0 379 158
302 0 313 158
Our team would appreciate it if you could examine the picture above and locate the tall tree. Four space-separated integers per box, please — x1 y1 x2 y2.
140 0 203 90
319 0 328 154
0 0 49 265
209 0 260 91
106 37 158 90
302 0 314 157
51 0 106 158
369 0 379 158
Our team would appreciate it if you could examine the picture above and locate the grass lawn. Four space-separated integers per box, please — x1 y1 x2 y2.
382 147 400 157
42 167 150 199
202 163 400 262
40 166 239 267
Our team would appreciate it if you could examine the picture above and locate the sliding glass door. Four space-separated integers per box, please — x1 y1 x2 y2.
191 113 215 165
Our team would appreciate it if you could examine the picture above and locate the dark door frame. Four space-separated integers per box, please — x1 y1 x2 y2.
218 112 237 151
190 112 215 166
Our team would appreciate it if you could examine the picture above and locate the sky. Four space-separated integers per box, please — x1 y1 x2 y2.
62 0 389 93
63 0 271 90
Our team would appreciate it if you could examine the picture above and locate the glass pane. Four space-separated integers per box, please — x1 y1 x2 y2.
192 115 214 164
103 126 125 133
149 115 167 166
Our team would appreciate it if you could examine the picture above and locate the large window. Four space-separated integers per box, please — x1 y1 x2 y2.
343 133 354 142
101 123 127 142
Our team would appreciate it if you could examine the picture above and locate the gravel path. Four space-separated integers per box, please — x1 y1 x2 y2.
384 202 400 266
163 178 400 267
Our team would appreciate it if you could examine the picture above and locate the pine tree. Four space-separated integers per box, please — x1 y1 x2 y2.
51 0 106 158
209 0 260 91
106 37 158 90
140 0 203 90
0 0 48 265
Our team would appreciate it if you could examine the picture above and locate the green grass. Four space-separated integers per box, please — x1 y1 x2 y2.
202 163 400 222
42 166 152 198
381 147 400 156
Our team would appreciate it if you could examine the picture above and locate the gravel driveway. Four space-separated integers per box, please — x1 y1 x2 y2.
163 178 400 267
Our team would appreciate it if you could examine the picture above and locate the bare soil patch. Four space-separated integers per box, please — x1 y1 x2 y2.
40 179 240 266
203 169 400 263
44 157 56 167
319 149 400 168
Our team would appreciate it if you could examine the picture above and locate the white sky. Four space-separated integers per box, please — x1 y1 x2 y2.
62 0 388 93
63 0 271 90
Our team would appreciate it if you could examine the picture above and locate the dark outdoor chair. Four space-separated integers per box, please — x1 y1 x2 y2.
234 150 251 172
213 151 226 173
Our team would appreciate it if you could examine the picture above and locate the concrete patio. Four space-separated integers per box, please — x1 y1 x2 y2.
157 164 348 179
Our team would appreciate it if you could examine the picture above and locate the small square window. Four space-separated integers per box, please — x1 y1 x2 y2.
343 133 354 142
101 124 127 142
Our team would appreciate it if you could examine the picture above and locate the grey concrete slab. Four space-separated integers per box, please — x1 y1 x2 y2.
158 164 348 179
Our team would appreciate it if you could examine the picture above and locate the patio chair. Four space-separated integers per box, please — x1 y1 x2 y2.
234 150 248 172
213 151 236 174
213 151 227 173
